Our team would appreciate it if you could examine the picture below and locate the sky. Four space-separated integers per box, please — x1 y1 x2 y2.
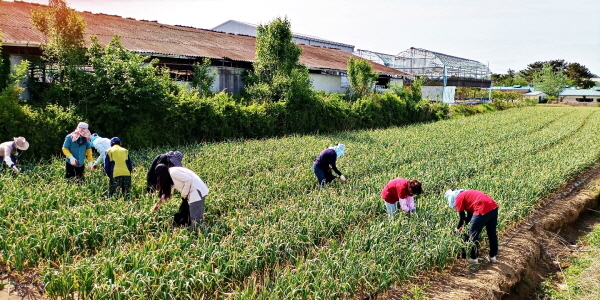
18 0 600 76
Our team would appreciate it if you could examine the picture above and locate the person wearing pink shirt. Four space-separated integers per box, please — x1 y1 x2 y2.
444 189 499 264
381 178 423 218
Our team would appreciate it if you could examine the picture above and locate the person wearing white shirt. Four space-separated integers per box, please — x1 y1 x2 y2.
151 164 209 227
90 133 112 168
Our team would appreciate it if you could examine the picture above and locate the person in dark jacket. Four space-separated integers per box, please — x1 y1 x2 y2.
146 151 183 192
444 189 499 264
313 143 347 187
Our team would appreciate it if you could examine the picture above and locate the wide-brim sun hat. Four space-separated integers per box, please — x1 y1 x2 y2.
13 137 29 151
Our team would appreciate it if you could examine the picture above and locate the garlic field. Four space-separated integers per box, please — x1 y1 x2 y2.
2 106 600 299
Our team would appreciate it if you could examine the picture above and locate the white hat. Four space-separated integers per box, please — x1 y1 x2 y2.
77 122 89 129
13 136 29 151
444 189 464 210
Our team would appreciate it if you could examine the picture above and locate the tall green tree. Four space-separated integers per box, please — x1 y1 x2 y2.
347 56 378 99
564 62 596 89
245 17 313 104
30 0 87 67
533 62 568 101
519 60 567 85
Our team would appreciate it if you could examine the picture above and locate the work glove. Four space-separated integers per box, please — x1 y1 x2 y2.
11 165 19 173
340 175 347 182
87 162 94 172
68 155 78 166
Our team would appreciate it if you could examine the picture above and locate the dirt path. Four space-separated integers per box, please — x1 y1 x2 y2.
382 163 600 300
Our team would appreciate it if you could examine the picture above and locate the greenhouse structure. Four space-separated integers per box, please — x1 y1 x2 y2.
355 47 492 103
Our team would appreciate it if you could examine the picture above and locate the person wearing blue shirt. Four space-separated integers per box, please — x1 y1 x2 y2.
61 122 93 181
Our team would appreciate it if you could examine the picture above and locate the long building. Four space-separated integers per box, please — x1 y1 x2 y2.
0 1 406 98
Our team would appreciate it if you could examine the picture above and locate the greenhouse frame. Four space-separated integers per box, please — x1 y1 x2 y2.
355 47 492 88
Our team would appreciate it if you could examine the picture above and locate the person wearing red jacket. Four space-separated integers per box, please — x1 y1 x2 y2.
381 178 422 218
444 189 499 264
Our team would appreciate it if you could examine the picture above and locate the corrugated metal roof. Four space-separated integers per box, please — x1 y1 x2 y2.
0 1 405 76
559 89 600 96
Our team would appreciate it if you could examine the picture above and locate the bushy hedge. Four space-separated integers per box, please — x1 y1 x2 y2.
449 99 536 118
3 83 452 161
0 85 80 160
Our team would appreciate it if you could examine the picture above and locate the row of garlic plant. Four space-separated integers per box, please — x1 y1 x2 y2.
1 106 600 299
252 108 600 299
51 108 596 298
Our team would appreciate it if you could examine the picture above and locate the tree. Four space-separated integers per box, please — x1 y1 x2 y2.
347 56 378 99
244 17 313 104
564 62 596 89
518 60 595 89
519 60 567 85
30 0 87 67
491 69 528 87
191 58 216 97
533 63 568 101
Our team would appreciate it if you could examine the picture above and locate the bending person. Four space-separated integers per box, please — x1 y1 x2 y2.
381 178 422 219
146 151 183 192
0 137 29 173
313 143 347 187
151 164 209 228
444 189 499 264
90 133 111 170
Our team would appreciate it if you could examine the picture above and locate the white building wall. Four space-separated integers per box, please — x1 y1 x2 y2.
421 86 456 103
389 78 404 86
310 73 344 93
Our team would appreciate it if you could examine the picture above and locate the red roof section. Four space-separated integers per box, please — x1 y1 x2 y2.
0 1 406 76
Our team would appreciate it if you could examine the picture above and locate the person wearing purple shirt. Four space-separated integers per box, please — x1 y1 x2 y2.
313 143 348 187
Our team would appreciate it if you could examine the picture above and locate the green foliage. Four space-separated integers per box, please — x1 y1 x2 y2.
347 56 378 99
534 63 568 99
352 92 408 128
2 106 600 299
0 47 11 92
565 62 596 89
516 59 595 89
245 17 313 104
191 58 216 97
490 69 529 87
30 0 86 67
0 61 80 159
70 36 178 148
